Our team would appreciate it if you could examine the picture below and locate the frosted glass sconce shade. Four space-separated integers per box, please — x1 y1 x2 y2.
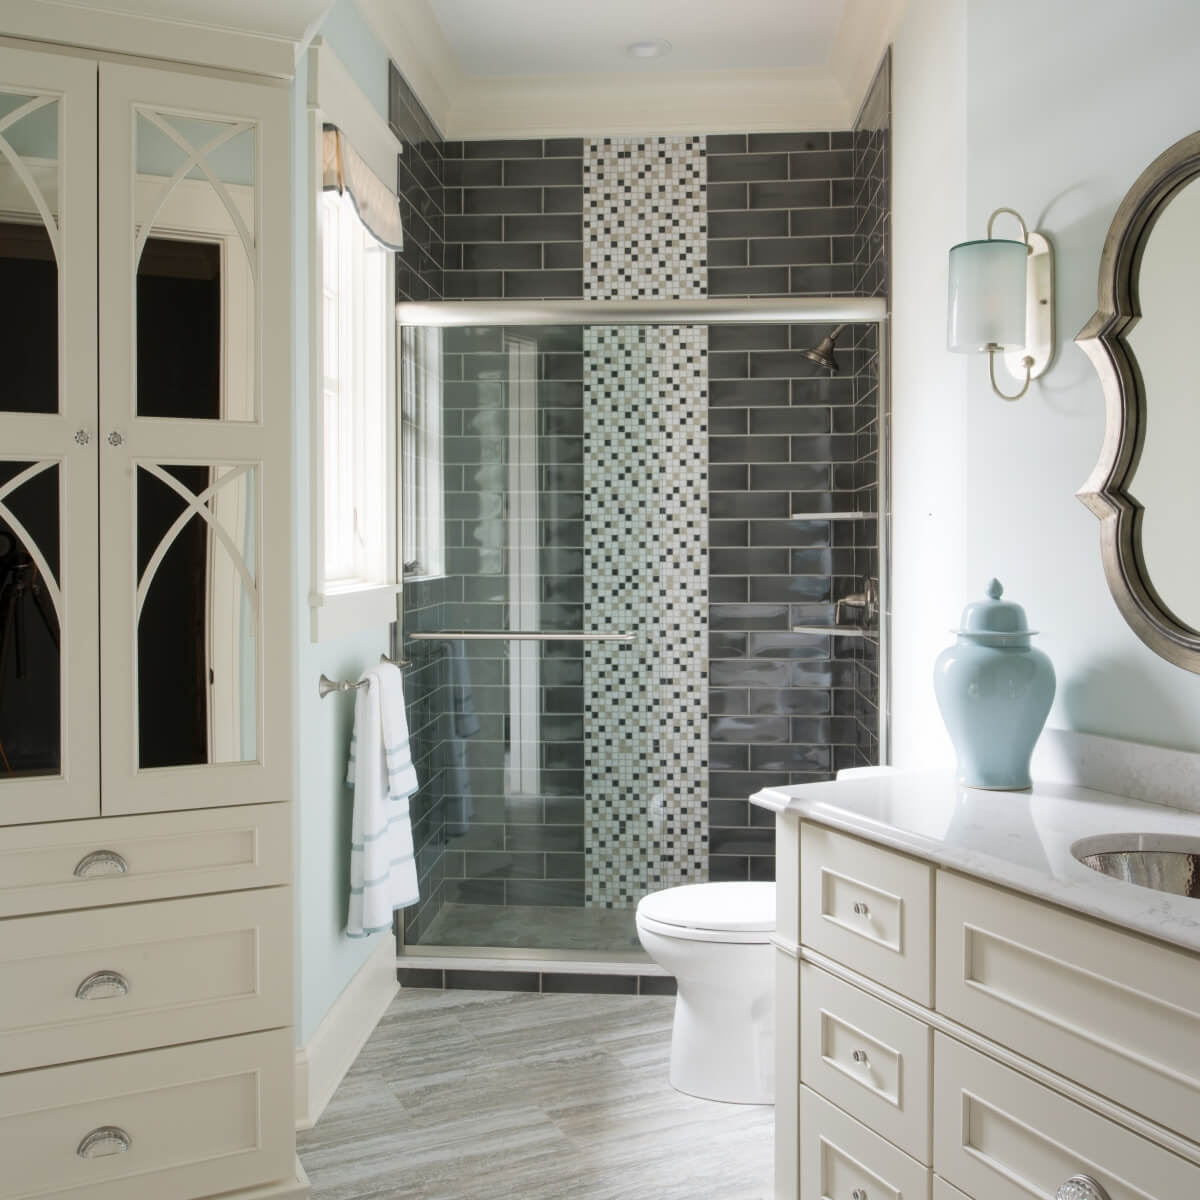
947 238 1028 353
945 207 1056 401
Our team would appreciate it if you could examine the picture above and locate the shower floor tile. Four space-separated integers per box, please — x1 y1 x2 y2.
298 989 774 1199
419 902 644 953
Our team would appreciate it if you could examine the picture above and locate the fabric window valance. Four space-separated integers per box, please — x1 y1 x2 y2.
322 124 404 250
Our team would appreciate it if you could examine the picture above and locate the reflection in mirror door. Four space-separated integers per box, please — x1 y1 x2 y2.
0 460 60 778
0 91 59 414
134 110 256 422
136 463 257 768
1125 175 1200 633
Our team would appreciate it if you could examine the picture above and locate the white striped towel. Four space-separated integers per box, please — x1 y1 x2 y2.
345 663 420 937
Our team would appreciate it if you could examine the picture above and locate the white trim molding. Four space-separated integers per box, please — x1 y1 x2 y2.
355 0 904 138
0 0 334 79
294 935 398 1130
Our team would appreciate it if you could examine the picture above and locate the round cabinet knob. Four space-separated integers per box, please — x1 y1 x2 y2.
851 1049 869 1065
73 429 91 446
853 901 870 917
76 1126 131 1159
1056 1176 1112 1200
852 1189 868 1200
73 849 129 878
106 431 124 447
75 970 130 1001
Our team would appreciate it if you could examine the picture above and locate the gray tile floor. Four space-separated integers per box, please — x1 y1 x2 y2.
419 903 645 954
297 988 774 1200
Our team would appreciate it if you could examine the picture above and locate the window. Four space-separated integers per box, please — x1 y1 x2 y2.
400 323 444 580
312 187 398 640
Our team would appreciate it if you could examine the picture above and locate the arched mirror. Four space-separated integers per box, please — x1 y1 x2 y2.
1077 129 1200 671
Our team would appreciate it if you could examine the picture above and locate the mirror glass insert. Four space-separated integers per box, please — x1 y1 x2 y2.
0 460 60 777
134 111 256 421
1126 175 1200 631
0 91 58 415
136 462 258 768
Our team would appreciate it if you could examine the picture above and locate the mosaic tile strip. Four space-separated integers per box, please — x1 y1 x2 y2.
583 136 708 300
583 325 708 906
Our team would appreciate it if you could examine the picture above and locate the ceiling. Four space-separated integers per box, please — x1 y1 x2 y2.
360 0 903 139
426 0 844 77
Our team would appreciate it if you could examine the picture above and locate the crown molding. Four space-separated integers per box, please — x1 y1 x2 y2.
0 0 335 77
446 68 851 139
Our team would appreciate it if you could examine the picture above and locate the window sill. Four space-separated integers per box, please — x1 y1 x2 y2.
310 582 401 643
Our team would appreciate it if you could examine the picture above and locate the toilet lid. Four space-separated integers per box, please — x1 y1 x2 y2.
636 882 776 933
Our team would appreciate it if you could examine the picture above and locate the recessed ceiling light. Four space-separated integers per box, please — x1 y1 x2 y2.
626 40 671 59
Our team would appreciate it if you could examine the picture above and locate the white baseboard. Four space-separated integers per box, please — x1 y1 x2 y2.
294 936 398 1130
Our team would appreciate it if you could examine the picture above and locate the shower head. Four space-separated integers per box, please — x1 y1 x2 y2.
800 324 847 374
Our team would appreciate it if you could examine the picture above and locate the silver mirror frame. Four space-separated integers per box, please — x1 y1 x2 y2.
1076 128 1200 673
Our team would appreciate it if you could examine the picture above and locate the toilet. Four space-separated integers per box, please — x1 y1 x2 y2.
635 881 776 1105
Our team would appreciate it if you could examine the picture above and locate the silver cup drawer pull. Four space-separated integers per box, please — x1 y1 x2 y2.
75 970 130 1001
1056 1177 1111 1200
73 850 129 878
76 1126 132 1159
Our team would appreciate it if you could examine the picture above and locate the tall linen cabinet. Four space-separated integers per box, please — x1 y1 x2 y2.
0 39 301 1200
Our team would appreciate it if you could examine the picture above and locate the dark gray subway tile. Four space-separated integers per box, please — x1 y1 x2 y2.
463 187 543 215
444 970 540 991
445 214 504 242
463 138 544 158
504 157 582 187
544 242 584 269
708 152 789 183
708 209 790 239
790 264 857 293
462 242 541 270
748 180 831 209
504 270 584 298
706 133 748 154
506 213 583 241
748 132 830 152
639 975 679 995
709 324 790 351
443 158 502 187
707 182 748 210
545 137 584 156
748 237 833 266
789 149 856 179
543 187 584 212
542 974 637 995
709 266 790 296
710 603 791 631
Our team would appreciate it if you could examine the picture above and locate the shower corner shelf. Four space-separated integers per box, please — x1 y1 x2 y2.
789 511 878 521
792 625 869 638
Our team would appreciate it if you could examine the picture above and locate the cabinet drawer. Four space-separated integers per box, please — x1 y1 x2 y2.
0 888 290 1072
932 1179 969 1200
801 1085 929 1200
934 1033 1200 1200
0 1029 293 1200
936 871 1200 1143
801 963 932 1163
0 803 290 917
801 825 934 1005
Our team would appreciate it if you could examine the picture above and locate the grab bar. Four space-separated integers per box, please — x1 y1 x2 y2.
408 630 634 642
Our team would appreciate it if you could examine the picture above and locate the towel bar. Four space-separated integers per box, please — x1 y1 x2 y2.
318 655 413 699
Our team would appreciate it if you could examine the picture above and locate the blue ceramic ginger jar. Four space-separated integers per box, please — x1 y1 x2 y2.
933 579 1055 791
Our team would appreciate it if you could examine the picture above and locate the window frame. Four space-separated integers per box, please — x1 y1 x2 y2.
306 41 403 643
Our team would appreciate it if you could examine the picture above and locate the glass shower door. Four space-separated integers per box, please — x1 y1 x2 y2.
401 322 706 954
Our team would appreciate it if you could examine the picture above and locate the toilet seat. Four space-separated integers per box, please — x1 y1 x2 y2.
636 882 775 944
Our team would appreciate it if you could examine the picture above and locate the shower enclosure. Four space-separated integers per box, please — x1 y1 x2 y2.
394 297 887 970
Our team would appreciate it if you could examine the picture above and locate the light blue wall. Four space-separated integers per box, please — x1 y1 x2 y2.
962 0 1200 753
292 0 395 1047
892 0 1200 763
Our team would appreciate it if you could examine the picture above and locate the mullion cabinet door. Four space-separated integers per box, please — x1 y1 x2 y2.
97 61 292 815
0 46 99 825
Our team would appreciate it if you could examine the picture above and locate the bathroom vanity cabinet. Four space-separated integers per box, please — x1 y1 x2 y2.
0 34 301 1200
759 774 1200 1200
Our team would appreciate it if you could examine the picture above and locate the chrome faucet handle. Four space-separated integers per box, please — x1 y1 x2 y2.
835 577 879 627
1056 1176 1111 1200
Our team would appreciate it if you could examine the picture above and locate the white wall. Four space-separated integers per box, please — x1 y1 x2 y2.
891 0 1200 763
889 0 968 767
293 0 394 1047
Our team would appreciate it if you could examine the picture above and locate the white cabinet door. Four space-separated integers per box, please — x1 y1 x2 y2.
97 62 292 815
0 45 99 825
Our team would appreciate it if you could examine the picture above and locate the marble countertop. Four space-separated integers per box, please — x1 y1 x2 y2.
752 772 1200 954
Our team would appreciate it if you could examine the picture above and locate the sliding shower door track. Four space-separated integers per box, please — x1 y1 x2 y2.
397 944 664 977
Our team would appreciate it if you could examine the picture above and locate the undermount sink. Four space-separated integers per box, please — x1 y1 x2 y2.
1072 833 1200 898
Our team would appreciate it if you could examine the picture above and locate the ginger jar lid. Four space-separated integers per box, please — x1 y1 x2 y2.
955 579 1038 640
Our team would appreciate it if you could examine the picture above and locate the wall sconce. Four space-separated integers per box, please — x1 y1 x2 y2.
947 207 1055 400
